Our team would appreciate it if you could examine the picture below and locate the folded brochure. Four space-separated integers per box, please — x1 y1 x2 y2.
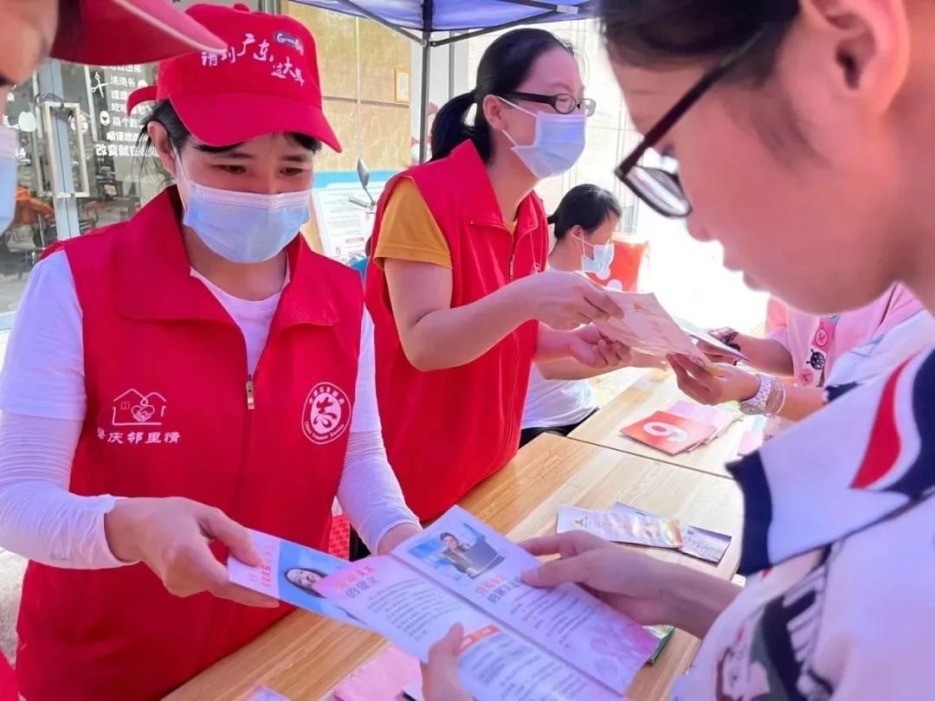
596 291 746 364
230 506 657 701
612 502 731 565
556 505 683 549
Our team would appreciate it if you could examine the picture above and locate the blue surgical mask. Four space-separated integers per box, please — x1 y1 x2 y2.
176 161 310 264
500 98 586 180
0 127 19 233
581 238 614 279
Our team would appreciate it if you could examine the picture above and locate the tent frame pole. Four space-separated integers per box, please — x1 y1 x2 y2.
417 0 435 163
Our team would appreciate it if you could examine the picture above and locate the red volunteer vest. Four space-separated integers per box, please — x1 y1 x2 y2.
16 189 363 700
365 142 548 521
0 656 15 701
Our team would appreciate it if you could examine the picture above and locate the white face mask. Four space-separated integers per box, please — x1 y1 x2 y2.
499 98 586 180
581 237 615 279
175 158 310 264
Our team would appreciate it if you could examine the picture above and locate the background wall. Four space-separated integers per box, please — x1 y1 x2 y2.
287 2 412 250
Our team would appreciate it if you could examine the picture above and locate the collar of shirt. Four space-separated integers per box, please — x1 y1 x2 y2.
728 349 935 576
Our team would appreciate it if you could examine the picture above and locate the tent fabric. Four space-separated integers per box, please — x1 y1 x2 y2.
292 0 596 33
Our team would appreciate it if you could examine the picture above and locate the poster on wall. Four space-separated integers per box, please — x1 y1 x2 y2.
312 171 393 264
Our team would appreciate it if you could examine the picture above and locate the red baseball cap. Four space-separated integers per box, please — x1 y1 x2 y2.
51 0 227 66
127 3 341 152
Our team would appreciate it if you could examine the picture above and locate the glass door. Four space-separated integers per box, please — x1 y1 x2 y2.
0 76 58 322
0 60 164 327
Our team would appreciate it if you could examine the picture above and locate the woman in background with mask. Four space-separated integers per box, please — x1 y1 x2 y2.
0 2 225 697
0 5 419 698
521 184 661 446
358 29 633 558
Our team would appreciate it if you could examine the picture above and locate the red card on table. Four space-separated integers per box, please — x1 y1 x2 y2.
621 411 717 456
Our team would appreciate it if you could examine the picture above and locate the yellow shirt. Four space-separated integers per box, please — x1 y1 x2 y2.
373 178 515 270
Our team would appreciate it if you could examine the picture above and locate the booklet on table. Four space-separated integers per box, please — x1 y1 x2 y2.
620 410 718 455
612 503 732 565
555 504 731 566
230 507 657 701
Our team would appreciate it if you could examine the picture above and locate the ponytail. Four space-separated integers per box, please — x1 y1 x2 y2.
547 212 558 226
430 91 493 162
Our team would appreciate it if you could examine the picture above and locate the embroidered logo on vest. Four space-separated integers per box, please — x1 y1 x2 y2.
302 382 351 445
97 389 180 446
112 389 167 426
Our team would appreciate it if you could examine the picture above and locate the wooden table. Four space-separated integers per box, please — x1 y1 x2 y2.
570 369 752 478
167 435 743 701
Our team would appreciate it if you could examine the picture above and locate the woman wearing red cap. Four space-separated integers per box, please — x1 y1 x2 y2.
0 4 420 699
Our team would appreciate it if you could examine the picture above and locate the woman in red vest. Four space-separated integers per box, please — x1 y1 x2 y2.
0 5 420 699
0 2 225 698
362 29 632 550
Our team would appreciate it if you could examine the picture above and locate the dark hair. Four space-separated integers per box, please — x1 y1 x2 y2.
137 100 322 156
430 28 574 162
597 0 799 84
439 532 458 542
548 184 622 240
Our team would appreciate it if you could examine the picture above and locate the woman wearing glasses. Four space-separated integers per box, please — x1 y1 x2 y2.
423 0 935 698
359 29 632 553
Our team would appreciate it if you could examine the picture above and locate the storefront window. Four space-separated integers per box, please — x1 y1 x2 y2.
3 78 54 318
0 61 164 324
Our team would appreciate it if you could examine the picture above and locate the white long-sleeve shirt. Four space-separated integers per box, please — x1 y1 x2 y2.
0 251 417 568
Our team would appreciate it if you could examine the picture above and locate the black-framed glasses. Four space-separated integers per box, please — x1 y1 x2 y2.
502 91 597 117
614 27 773 218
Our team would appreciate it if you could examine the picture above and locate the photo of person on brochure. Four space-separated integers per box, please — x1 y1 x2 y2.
408 524 505 581
285 567 327 597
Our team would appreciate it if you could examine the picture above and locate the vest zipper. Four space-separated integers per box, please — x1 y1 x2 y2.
245 376 256 410
508 252 515 281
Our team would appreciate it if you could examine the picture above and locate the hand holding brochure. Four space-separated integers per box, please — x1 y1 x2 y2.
228 530 371 631
595 291 745 364
230 507 657 701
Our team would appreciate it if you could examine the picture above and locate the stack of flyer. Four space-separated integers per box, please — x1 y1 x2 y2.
620 401 742 456
230 507 659 701
556 503 732 566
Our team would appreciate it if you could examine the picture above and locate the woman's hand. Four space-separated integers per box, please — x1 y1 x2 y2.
515 271 623 331
104 497 278 608
519 531 677 626
376 522 422 555
669 354 760 406
423 624 472 701
567 325 632 369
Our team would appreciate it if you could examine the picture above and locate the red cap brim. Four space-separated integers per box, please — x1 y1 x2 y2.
170 92 342 153
52 0 227 66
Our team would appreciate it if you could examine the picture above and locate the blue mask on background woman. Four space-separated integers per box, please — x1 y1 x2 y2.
581 238 615 279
